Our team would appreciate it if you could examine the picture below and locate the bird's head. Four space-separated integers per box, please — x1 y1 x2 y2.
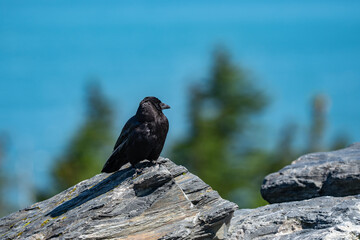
142 96 170 111
137 96 170 120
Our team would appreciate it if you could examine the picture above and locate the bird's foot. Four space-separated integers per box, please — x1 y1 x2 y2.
132 167 143 179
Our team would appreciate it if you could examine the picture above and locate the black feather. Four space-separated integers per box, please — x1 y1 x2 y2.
101 97 170 173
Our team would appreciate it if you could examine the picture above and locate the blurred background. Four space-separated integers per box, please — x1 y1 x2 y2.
1 0 360 216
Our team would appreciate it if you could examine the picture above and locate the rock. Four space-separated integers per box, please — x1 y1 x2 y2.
2 144 360 240
261 143 360 204
227 194 360 240
0 158 237 240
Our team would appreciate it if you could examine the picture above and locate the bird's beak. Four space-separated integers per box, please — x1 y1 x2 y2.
160 102 171 110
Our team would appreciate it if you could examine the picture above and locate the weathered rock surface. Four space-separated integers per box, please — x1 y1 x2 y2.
261 143 360 204
2 144 360 240
0 158 237 240
227 194 360 240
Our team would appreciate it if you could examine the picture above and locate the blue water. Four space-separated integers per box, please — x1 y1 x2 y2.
1 0 360 208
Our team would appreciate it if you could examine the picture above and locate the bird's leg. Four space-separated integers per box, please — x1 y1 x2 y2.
132 162 145 178
132 167 142 179
135 168 142 174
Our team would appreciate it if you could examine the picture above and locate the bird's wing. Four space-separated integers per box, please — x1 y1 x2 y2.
113 116 138 150
101 116 140 173
101 138 129 173
148 116 169 160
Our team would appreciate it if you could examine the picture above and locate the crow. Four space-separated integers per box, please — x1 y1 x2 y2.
101 96 170 173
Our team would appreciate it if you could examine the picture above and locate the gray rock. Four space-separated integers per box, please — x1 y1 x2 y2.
261 143 360 204
227 194 360 240
3 144 360 240
0 158 237 240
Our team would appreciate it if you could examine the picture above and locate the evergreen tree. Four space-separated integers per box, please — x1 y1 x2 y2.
170 48 267 203
52 82 115 193
0 132 10 216
308 94 328 152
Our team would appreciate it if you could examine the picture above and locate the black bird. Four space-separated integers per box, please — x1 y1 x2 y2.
101 96 170 173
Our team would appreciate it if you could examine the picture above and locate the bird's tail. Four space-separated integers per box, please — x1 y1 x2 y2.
101 149 126 173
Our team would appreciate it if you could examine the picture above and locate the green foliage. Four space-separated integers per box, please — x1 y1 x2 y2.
0 135 6 215
170 48 350 208
170 48 268 206
308 94 328 152
52 82 114 192
0 132 12 216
